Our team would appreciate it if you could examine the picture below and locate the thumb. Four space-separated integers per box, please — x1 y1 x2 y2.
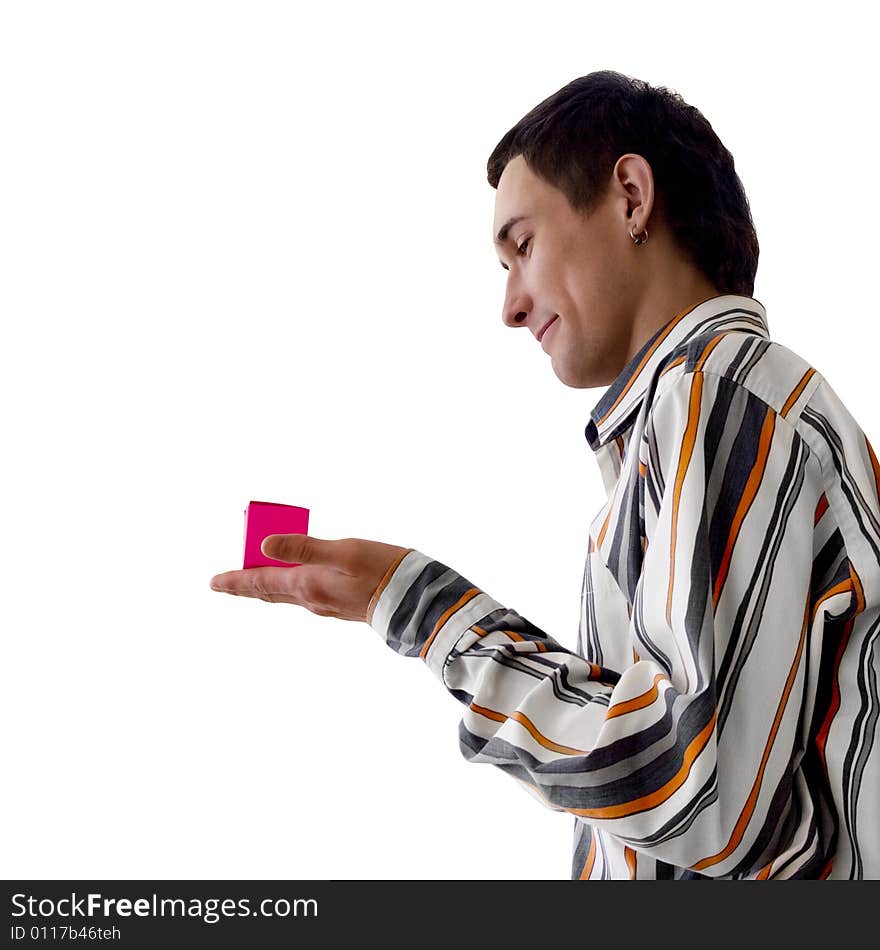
261 533 310 562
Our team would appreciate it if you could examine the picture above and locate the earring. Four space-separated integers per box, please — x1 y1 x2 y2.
629 223 649 245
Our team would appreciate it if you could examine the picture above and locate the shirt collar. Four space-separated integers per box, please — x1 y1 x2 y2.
584 293 770 452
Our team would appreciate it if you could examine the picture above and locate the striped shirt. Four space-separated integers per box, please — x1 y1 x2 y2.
367 293 880 879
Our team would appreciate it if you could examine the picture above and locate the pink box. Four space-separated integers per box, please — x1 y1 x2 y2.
242 500 310 569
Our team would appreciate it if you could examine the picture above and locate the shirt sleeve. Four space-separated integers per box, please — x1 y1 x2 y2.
367 369 825 877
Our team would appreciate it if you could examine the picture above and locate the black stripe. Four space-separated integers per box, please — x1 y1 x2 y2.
717 436 810 734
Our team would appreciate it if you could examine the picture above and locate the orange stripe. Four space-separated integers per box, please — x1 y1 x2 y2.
588 662 616 683
865 435 880 504
625 846 637 879
666 372 703 627
850 561 865 615
693 332 731 370
658 354 687 377
470 702 507 725
596 471 626 549
810 576 855 626
692 598 810 871
511 707 715 821
508 710 590 755
468 703 590 756
495 629 546 650
579 833 597 879
781 368 815 418
606 672 667 720
592 300 715 427
597 507 612 548
439 624 552 654
712 409 776 609
366 547 414 624
575 709 718 820
419 587 482 659
814 493 829 526
755 861 773 880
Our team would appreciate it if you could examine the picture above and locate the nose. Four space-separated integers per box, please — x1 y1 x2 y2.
502 279 531 329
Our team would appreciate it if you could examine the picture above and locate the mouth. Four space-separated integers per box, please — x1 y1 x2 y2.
538 316 558 342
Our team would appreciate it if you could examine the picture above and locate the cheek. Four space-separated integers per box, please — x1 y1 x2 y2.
539 271 577 316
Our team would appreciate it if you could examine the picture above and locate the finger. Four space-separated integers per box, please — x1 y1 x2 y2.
210 570 239 591
209 566 305 600
261 533 327 564
209 564 359 619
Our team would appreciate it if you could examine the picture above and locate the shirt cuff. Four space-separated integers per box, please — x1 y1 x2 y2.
367 548 504 682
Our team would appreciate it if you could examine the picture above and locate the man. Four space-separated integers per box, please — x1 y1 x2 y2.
210 71 879 879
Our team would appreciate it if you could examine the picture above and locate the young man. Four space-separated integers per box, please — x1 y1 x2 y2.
211 71 879 879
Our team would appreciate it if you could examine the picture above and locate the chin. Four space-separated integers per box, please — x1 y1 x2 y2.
550 360 594 390
554 367 603 389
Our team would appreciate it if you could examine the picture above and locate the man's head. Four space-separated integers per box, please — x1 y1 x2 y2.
488 71 759 389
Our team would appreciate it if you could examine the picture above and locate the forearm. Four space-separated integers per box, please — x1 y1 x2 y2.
367 547 811 877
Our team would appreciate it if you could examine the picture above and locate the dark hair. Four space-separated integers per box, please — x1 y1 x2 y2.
486 70 759 297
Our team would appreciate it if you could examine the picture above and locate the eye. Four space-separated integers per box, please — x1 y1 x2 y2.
516 236 531 256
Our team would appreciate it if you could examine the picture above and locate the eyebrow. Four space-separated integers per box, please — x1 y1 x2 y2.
494 214 530 248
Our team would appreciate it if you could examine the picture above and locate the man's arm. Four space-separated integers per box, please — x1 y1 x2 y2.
368 370 827 877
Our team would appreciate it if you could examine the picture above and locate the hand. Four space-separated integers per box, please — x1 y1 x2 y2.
209 534 412 624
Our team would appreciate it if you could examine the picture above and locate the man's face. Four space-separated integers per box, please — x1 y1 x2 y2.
493 154 643 389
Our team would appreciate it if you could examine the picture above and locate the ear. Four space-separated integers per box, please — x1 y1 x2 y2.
612 153 656 231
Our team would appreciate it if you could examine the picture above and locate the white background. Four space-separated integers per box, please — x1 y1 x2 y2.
2 0 877 880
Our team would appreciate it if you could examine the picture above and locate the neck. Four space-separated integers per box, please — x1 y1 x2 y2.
624 268 722 365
